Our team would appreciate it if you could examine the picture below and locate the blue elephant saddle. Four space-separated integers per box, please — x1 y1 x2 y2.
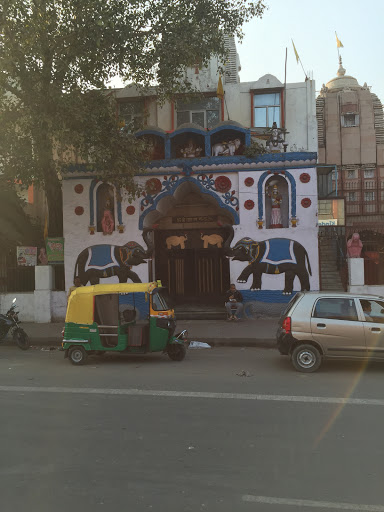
260 239 297 265
85 245 119 272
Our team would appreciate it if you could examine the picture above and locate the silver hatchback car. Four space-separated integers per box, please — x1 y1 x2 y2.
277 292 384 372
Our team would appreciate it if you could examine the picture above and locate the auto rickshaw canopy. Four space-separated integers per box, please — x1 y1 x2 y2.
66 282 160 325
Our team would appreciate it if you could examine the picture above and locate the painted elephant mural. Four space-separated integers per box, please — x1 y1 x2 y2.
222 226 312 294
74 229 153 285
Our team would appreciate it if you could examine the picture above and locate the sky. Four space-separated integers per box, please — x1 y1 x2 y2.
238 0 384 102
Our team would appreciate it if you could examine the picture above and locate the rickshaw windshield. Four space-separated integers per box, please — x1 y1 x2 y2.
152 289 170 311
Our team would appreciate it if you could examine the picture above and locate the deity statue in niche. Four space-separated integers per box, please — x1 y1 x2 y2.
101 199 115 235
180 138 203 158
267 184 283 229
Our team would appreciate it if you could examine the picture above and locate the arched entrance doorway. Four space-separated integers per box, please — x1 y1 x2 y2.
144 182 234 305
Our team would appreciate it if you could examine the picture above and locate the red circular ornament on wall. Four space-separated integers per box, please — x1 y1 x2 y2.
244 177 254 187
126 205 135 215
301 198 311 208
145 178 162 195
300 173 311 183
75 206 84 215
214 176 231 193
244 200 255 210
74 184 84 194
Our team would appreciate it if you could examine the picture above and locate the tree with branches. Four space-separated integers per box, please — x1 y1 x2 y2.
0 0 265 236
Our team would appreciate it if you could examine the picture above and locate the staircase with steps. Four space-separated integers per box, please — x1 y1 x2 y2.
319 238 345 291
174 303 226 320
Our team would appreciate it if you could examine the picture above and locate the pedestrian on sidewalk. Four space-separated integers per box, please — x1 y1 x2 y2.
225 284 243 321
67 277 83 301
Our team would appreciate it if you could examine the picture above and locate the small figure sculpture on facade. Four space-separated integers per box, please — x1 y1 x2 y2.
101 199 115 235
266 122 288 153
347 233 363 258
38 247 48 265
181 139 203 158
268 184 283 229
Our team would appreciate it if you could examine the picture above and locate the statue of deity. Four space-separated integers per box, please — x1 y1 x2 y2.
268 184 283 229
101 199 115 235
347 233 363 258
181 138 203 158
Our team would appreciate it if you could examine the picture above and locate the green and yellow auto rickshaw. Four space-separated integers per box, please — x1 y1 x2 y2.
62 282 187 365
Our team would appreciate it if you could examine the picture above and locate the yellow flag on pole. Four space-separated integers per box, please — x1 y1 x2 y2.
291 40 300 64
216 74 224 100
335 32 344 48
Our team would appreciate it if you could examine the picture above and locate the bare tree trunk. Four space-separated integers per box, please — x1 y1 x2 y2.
45 169 63 237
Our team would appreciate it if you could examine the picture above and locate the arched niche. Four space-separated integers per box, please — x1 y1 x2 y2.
137 133 165 160
96 183 116 233
170 125 206 159
210 128 246 156
264 175 289 229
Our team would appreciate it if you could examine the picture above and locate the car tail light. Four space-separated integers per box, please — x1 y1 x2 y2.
282 317 291 334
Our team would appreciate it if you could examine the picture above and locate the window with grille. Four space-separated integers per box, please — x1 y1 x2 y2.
364 191 375 202
119 101 145 132
254 93 281 128
176 97 220 129
348 191 357 202
347 169 357 179
364 168 375 179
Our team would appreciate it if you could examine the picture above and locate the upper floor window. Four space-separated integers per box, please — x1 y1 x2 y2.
364 168 375 179
364 191 375 202
341 113 359 127
347 191 357 202
254 92 281 128
176 97 220 129
347 169 357 179
119 100 145 132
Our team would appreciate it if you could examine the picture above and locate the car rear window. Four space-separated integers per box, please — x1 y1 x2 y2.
281 293 302 318
313 298 358 321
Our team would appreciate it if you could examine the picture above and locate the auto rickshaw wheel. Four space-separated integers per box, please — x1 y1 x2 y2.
68 346 87 366
167 344 186 361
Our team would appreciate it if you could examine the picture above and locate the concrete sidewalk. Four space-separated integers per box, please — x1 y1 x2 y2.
13 318 278 348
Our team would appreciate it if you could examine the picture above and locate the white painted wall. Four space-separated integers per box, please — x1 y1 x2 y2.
63 166 320 295
0 291 66 322
116 75 317 152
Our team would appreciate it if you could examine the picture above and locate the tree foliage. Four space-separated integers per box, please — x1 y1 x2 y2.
0 0 266 235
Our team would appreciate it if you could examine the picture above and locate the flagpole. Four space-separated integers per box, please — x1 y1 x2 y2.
335 31 340 61
224 93 230 121
284 47 287 132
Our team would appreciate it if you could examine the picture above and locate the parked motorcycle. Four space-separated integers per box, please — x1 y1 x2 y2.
0 298 30 350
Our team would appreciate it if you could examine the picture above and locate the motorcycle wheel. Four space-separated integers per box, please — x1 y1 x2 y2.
14 330 30 350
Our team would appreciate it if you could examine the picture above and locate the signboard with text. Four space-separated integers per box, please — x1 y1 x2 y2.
46 237 64 264
17 246 37 266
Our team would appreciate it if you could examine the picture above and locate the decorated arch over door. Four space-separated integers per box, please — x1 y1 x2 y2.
139 175 240 229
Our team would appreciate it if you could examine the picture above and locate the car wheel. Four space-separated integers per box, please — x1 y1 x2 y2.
68 346 87 366
291 344 321 373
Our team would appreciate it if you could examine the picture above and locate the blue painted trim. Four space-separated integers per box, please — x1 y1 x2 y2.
257 170 296 220
135 129 166 139
64 152 317 175
169 127 207 138
64 163 318 180
208 123 249 136
139 176 240 229
89 179 98 226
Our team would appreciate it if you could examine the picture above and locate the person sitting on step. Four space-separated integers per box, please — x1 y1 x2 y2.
225 284 243 321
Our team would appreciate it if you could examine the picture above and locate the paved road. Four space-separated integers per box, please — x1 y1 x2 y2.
2 346 384 511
